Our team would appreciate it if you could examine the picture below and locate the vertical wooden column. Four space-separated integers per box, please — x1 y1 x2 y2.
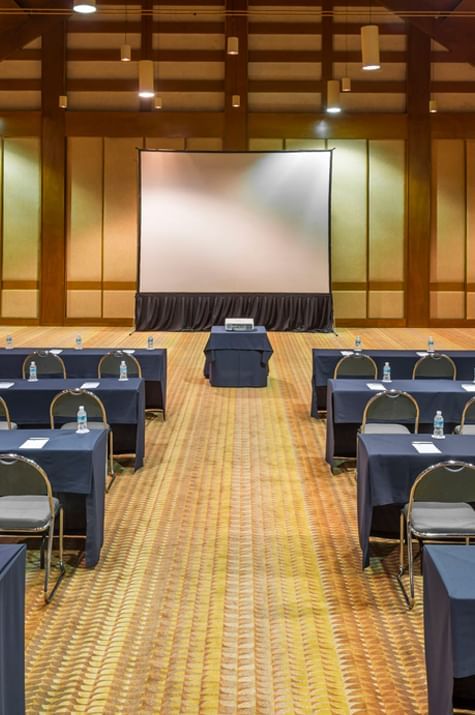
223 0 248 150
320 0 333 112
40 20 66 325
406 25 431 326
140 0 154 112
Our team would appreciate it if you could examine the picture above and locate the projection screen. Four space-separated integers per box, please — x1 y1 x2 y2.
136 150 333 331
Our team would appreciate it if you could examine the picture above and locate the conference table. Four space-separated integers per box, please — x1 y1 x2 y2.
0 347 167 415
311 348 475 416
203 326 273 387
326 378 475 467
0 545 25 715
356 432 475 567
424 546 475 715
0 428 107 567
0 377 145 469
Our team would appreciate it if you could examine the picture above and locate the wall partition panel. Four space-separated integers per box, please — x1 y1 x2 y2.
465 140 475 319
2 137 40 319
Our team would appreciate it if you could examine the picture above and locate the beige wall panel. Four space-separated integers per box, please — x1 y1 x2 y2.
66 290 102 319
102 291 135 319
285 139 326 150
1 290 38 319
186 138 223 151
3 138 40 281
145 138 185 150
68 92 140 111
67 137 103 283
430 291 465 319
328 139 367 283
368 291 405 319
431 95 475 112
0 92 41 110
157 34 224 51
103 137 141 283
432 139 465 283
249 62 321 80
368 140 405 282
333 291 367 320
249 139 284 151
340 94 406 113
466 292 475 319
466 141 475 283
248 92 320 112
157 62 224 80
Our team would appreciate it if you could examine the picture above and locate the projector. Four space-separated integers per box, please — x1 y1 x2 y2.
224 317 254 332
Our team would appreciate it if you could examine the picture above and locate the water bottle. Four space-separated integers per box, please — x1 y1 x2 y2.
76 405 89 434
28 361 37 382
354 335 362 353
75 334 83 350
428 336 434 354
5 335 13 350
433 410 444 439
147 335 154 350
119 360 128 381
382 361 391 382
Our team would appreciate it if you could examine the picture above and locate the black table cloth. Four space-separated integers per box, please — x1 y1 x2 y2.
326 378 475 466
0 377 145 469
0 429 107 567
203 326 273 387
311 349 475 416
0 347 167 414
356 433 475 567
424 546 475 715
0 545 25 715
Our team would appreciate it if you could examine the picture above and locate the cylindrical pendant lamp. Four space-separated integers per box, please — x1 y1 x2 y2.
326 80 341 114
341 76 352 92
232 94 240 108
138 60 154 98
59 95 68 109
73 0 96 13
227 36 239 55
361 25 380 70
121 44 131 62
429 99 438 113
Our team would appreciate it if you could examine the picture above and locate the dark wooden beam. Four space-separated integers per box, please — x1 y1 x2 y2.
40 19 66 325
321 0 333 113
65 110 224 137
0 3 70 62
140 0 153 111
223 0 248 150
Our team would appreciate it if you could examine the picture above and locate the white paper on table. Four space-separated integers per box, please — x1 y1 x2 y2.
49 349 63 355
81 382 99 389
416 351 428 357
20 438 49 449
123 349 135 354
340 350 354 356
461 384 475 392
366 383 386 391
412 442 442 454
0 382 14 389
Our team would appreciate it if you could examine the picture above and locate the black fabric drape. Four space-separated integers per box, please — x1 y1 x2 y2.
135 293 333 332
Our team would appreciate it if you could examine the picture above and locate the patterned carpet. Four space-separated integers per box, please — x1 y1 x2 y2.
4 327 471 714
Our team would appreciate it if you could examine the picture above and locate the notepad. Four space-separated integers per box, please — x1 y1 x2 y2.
49 349 63 355
123 349 135 354
81 382 99 389
412 442 442 454
340 350 354 356
20 438 49 450
416 351 428 357
461 384 475 392
0 382 14 389
366 383 386 391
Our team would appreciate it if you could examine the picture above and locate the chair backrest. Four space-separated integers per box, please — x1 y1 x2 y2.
460 396 475 430
361 390 420 433
49 389 108 428
412 353 456 380
97 351 142 379
333 353 378 379
0 396 13 429
0 453 54 514
22 351 67 379
407 461 475 520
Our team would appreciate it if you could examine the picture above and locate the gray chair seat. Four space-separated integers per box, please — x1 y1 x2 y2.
0 422 17 430
60 421 107 431
455 424 475 435
404 502 475 533
362 423 411 435
0 495 59 529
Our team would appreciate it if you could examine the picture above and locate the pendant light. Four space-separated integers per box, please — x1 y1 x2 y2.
326 80 341 114
361 24 380 71
138 60 154 98
73 0 96 13
227 37 239 55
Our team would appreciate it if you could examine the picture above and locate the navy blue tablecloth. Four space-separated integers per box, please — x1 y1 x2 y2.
326 379 475 465
0 544 25 715
311 349 475 416
0 348 166 413
0 429 107 567
424 546 475 715
0 378 145 469
356 433 475 567
204 326 273 387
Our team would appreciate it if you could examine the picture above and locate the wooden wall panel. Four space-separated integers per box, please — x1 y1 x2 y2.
333 291 367 320
430 291 465 319
248 138 283 150
2 290 39 318
368 291 405 319
67 289 102 318
186 137 223 150
466 140 475 287
103 290 135 319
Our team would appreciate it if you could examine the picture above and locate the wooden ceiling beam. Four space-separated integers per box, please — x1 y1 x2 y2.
0 1 70 62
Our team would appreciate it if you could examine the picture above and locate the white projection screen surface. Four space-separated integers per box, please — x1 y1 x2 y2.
139 150 332 294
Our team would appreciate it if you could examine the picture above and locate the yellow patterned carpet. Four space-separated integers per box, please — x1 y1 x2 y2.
4 327 473 714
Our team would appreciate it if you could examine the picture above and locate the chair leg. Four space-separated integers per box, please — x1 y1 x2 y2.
106 429 116 493
407 524 415 610
44 509 65 604
397 513 415 609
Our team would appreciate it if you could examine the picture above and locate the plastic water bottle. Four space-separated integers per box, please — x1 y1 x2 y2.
433 410 444 439
28 361 37 382
147 336 154 350
354 335 362 353
119 360 128 381
428 336 434 354
5 335 13 350
75 334 83 351
76 405 89 434
382 361 391 382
